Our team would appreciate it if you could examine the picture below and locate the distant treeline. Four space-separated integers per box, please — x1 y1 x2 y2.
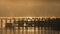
4 18 60 31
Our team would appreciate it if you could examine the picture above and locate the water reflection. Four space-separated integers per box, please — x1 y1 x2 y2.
0 17 60 34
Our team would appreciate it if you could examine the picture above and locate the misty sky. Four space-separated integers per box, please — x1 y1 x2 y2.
0 0 60 17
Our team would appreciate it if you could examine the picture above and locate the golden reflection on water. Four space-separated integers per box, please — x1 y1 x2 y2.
0 17 60 34
0 27 60 34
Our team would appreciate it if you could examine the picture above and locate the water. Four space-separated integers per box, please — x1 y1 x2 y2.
0 27 60 34
0 17 60 34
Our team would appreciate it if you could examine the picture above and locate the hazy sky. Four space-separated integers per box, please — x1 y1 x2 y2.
0 0 60 17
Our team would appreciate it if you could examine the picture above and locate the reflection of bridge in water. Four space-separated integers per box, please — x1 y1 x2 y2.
0 17 60 34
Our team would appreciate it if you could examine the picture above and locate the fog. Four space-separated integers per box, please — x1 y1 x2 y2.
0 0 60 17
